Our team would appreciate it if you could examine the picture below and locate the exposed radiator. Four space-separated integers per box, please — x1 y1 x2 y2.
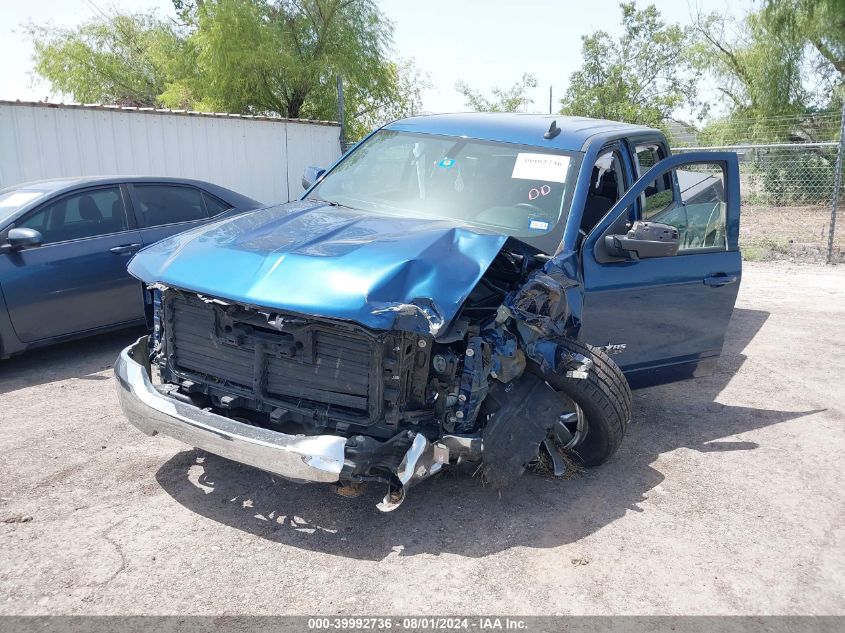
165 292 378 418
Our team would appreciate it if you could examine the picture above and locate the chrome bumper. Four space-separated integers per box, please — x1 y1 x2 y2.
114 336 347 483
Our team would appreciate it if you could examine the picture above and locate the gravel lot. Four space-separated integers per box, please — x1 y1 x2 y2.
1 261 844 615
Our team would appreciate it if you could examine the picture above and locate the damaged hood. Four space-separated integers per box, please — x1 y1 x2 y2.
128 201 509 334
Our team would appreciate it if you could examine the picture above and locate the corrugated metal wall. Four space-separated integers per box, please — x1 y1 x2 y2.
0 102 341 204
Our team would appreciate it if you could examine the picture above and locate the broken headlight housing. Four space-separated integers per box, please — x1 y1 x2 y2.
144 284 164 353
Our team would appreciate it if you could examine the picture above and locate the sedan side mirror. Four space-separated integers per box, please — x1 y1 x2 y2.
4 227 44 252
604 221 679 260
302 165 325 191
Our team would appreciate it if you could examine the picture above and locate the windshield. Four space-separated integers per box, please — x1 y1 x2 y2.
0 190 46 225
311 130 579 238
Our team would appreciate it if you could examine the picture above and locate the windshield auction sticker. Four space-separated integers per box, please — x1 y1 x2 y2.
511 153 570 183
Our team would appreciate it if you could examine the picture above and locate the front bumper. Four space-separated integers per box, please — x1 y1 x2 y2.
115 336 460 509
114 336 347 483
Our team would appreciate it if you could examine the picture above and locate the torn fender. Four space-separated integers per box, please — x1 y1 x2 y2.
504 250 589 376
505 250 583 341
128 201 509 336
479 373 563 489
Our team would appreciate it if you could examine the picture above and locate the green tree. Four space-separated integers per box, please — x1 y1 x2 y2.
168 0 427 137
27 0 424 137
693 0 844 144
692 11 809 121
347 58 430 138
455 73 539 112
693 0 844 117
763 0 845 102
173 0 394 121
693 1 843 203
25 12 189 107
559 2 704 128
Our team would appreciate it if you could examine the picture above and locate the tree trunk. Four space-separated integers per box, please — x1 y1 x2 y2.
286 91 306 119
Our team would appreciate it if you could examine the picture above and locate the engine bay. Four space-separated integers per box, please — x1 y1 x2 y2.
150 240 548 443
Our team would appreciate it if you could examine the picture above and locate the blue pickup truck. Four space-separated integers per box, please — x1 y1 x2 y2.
114 113 741 511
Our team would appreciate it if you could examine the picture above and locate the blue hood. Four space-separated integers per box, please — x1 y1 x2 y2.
128 201 509 335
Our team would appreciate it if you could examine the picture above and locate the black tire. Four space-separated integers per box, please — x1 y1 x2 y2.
527 338 631 467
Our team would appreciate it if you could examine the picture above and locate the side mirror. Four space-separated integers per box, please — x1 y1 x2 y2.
605 221 679 260
4 227 43 252
302 165 326 191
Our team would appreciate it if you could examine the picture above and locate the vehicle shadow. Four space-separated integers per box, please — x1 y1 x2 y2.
154 308 820 559
0 326 145 396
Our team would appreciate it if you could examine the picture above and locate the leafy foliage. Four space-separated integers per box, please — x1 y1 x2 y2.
763 0 845 104
27 0 425 138
757 148 836 205
455 73 539 113
175 0 395 120
349 57 429 138
692 11 810 121
695 110 842 146
25 13 189 107
693 0 844 126
559 2 704 128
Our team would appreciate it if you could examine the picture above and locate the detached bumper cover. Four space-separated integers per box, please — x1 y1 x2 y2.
114 336 347 483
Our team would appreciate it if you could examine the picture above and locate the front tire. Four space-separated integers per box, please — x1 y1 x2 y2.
528 338 631 467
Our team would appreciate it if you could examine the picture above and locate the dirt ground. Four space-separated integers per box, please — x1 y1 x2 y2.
1 261 844 615
739 204 839 262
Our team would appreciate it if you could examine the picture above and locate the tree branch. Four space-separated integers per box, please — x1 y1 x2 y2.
810 37 845 76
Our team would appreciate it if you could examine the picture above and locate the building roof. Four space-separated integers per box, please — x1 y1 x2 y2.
0 100 340 127
386 112 658 152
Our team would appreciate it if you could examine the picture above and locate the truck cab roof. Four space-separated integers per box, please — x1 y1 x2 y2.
385 112 660 152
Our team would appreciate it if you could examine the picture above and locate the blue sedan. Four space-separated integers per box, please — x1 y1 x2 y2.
0 176 260 358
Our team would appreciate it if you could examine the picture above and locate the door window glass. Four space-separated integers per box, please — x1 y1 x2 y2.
17 187 128 244
133 185 208 228
641 163 728 251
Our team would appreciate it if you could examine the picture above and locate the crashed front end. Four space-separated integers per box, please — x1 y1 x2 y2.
116 204 598 511
121 285 468 511
114 333 451 512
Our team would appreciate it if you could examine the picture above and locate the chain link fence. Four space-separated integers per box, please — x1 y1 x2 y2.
673 110 845 263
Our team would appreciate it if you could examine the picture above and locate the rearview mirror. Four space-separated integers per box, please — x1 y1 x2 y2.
604 221 679 260
4 227 43 252
302 165 325 191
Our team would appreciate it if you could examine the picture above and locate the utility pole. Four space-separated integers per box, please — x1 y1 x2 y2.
336 74 345 151
549 86 553 115
828 99 845 264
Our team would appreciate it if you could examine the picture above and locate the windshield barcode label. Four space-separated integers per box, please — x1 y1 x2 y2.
511 153 570 183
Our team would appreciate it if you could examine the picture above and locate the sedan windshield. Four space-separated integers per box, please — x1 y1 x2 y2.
0 189 46 225
311 130 579 238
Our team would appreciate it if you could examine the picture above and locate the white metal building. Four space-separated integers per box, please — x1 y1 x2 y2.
0 101 341 204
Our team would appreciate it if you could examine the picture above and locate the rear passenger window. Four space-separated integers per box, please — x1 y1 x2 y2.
18 187 128 244
635 144 663 170
203 193 232 216
581 149 624 234
133 185 208 228
635 143 674 219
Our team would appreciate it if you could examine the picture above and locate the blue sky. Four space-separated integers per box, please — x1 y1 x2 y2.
1 0 752 117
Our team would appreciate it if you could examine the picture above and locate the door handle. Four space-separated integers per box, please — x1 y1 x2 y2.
703 273 738 287
109 243 142 255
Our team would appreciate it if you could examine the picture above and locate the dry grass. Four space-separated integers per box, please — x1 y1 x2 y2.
740 204 843 262
530 444 585 481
